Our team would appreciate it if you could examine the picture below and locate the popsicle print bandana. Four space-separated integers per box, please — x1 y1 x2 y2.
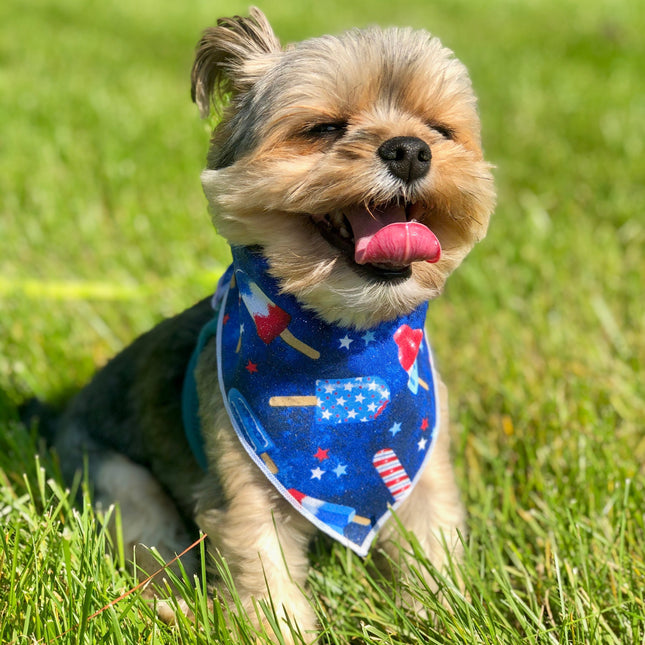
207 245 438 557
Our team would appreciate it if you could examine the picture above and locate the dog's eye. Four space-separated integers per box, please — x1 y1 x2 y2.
306 122 348 137
430 123 456 140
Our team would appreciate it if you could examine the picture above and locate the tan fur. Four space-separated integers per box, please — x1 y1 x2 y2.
54 10 494 644
185 9 493 641
197 12 494 329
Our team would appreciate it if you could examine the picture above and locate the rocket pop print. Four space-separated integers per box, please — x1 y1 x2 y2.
207 246 438 556
235 269 320 359
373 448 413 501
288 489 372 532
269 376 390 423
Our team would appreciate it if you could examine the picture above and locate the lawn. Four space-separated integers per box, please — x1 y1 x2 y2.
1 0 644 642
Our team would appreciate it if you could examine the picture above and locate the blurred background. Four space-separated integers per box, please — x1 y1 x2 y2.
2 0 644 483
1 0 642 404
1 0 643 639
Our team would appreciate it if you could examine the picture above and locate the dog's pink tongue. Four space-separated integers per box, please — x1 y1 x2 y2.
347 204 441 266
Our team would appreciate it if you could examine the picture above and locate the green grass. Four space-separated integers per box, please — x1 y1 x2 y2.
1 0 644 642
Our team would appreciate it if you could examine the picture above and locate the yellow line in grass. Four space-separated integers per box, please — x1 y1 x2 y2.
0 271 224 301
0 278 143 300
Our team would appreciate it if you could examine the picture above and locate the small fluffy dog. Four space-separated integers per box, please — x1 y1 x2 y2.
45 8 494 641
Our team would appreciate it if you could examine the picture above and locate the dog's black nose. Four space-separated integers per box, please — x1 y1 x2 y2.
377 136 431 183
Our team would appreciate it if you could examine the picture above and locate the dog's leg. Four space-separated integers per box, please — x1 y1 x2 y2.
375 378 465 604
93 452 198 572
52 419 198 575
195 413 317 644
91 451 201 623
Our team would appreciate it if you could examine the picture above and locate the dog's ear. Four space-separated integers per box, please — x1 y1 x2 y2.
191 7 281 118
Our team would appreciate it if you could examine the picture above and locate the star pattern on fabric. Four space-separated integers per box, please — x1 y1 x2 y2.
388 422 402 436
339 335 353 349
316 377 390 424
314 447 329 461
192 247 441 558
333 463 347 477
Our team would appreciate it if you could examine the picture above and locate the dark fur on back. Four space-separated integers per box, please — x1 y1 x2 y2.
50 298 214 523
23 10 495 640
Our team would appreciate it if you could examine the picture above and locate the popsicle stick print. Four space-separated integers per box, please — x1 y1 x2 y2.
288 489 372 528
269 376 390 424
236 270 320 360
228 388 278 474
278 328 320 360
269 395 318 407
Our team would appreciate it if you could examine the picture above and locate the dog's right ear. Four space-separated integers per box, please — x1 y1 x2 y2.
191 7 282 118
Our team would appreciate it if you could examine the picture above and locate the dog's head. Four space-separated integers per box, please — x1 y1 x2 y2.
192 8 495 328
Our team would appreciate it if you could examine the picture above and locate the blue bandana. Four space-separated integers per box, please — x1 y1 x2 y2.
183 246 439 556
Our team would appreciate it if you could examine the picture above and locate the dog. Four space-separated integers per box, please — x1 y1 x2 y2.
40 8 494 641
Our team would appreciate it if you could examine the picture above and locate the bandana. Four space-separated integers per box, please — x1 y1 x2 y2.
183 245 439 557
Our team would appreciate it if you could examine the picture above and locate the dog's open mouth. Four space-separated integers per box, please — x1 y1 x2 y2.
312 201 441 280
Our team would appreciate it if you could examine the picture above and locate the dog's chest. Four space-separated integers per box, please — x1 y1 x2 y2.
185 246 440 556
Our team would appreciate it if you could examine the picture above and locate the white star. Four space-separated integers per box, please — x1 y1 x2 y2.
355 393 365 403
417 438 428 451
336 396 346 406
333 464 348 477
321 410 332 420
368 381 380 391
367 402 377 412
323 382 335 394
311 467 325 480
346 409 358 419
362 331 375 344
339 335 353 349
388 422 402 436
343 382 355 392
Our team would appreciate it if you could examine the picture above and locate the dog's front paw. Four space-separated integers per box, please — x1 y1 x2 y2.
212 578 317 644
154 596 195 625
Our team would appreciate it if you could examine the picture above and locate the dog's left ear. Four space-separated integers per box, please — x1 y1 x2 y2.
191 7 282 118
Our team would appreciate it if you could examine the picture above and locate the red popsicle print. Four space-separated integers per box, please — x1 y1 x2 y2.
393 324 429 393
255 302 291 344
235 270 320 359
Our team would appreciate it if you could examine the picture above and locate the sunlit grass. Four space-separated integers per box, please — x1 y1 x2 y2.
1 0 644 642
